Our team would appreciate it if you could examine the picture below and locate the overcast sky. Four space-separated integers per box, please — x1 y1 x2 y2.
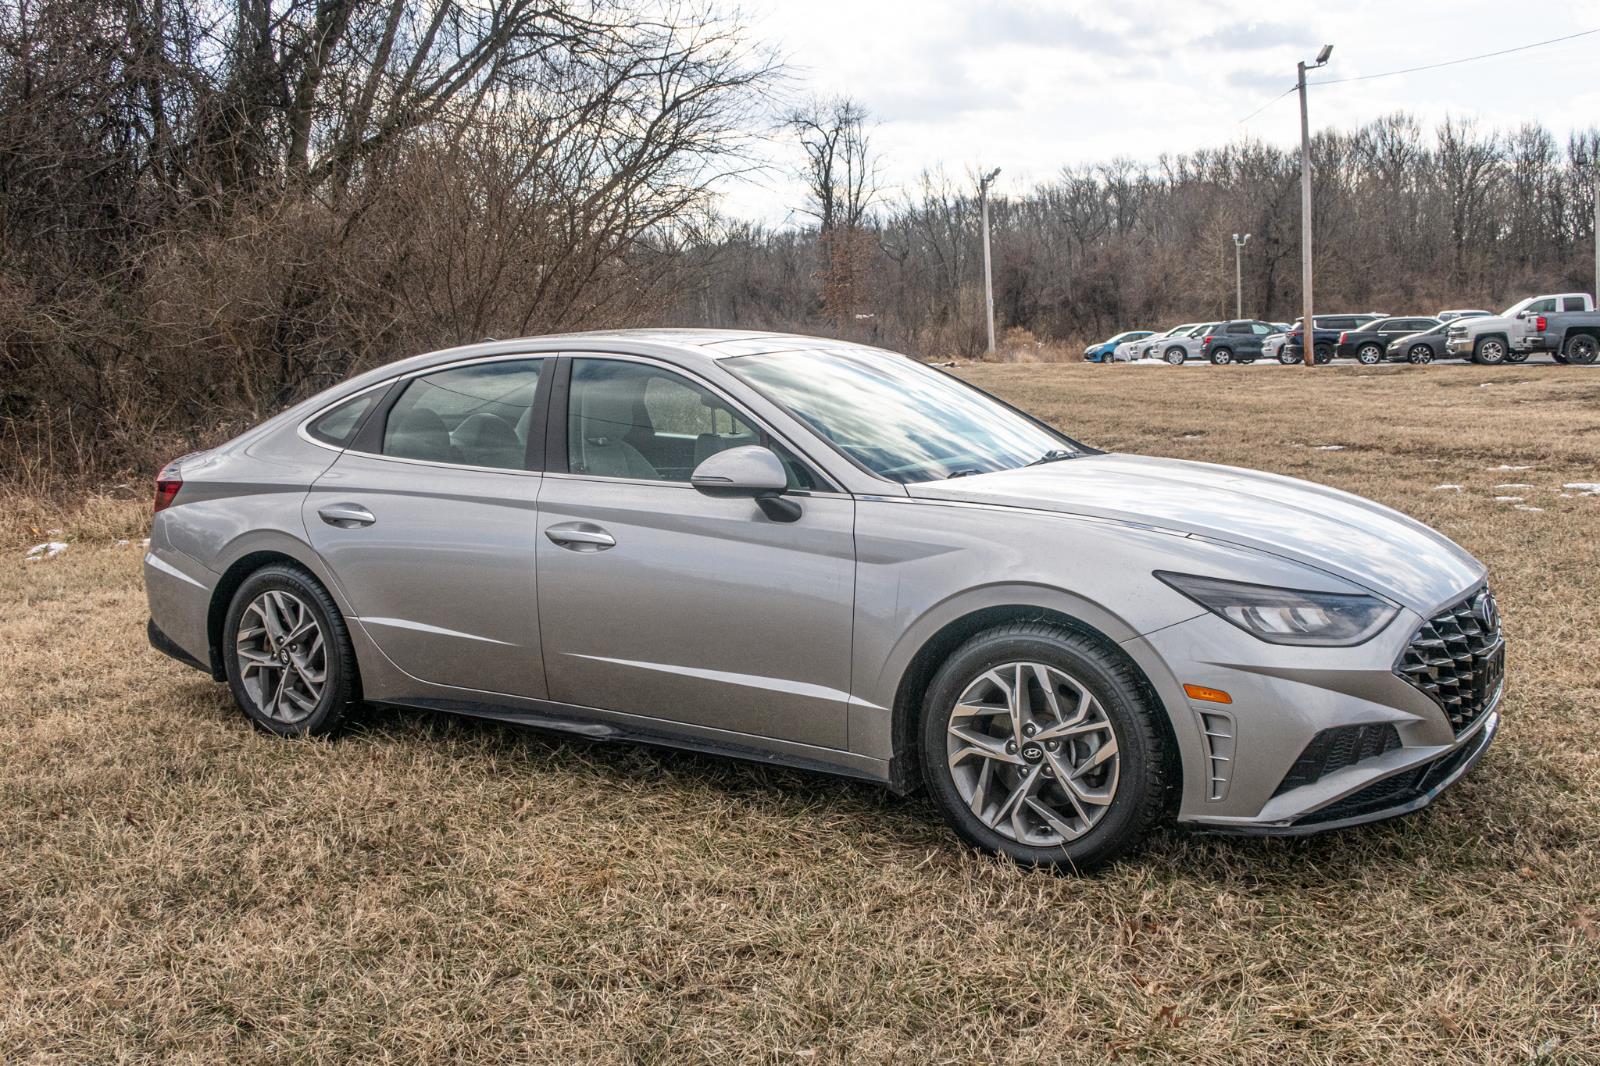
720 0 1600 223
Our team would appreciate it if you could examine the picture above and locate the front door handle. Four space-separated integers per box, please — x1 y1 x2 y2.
318 503 376 528
545 523 616 551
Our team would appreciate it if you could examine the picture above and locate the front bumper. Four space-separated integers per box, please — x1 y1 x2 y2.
1445 336 1473 354
1136 598 1501 833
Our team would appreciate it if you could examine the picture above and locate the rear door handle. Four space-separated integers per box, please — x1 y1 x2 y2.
318 503 376 528
545 523 615 551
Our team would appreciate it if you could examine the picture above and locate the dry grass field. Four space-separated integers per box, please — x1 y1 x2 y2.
3 363 1598 1063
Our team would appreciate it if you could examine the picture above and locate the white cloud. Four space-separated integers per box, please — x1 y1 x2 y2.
718 0 1600 222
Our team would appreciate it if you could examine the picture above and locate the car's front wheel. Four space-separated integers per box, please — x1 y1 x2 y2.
919 623 1173 873
1407 344 1434 364
1277 347 1298 365
1163 346 1186 365
1209 348 1233 365
223 564 361 737
1473 337 1507 365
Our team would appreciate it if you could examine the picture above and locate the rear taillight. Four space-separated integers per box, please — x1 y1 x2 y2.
1535 315 1547 331
1203 335 1213 345
1338 332 1349 344
154 459 183 514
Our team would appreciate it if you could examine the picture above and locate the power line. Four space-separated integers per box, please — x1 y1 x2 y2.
1312 27 1600 85
1234 27 1600 126
1237 85 1296 125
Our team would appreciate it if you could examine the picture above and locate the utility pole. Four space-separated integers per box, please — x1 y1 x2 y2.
979 167 1001 356
1297 45 1332 367
1582 150 1600 304
1232 233 1251 319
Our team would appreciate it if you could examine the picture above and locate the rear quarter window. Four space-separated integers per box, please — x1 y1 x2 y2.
307 391 380 447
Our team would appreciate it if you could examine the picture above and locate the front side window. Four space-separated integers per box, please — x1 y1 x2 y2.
381 359 544 470
724 345 1079 485
1527 298 1557 313
568 358 800 485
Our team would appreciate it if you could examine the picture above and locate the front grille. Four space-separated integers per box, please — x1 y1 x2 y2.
1273 723 1401 796
1395 588 1504 734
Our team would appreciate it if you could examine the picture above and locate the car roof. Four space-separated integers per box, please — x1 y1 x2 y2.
344 329 898 388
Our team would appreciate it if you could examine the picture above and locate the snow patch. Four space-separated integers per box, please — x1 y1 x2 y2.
1431 484 1463 491
1493 483 1533 489
1563 482 1600 496
1487 464 1532 471
1315 445 1345 451
25 541 68 561
1493 496 1525 503
1514 504 1544 512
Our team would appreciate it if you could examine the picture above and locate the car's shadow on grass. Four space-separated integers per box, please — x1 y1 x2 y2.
299 699 1517 890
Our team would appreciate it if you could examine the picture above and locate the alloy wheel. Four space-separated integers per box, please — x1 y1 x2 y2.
1408 345 1433 364
945 662 1119 846
1567 335 1599 365
1357 344 1383 364
235 590 327 724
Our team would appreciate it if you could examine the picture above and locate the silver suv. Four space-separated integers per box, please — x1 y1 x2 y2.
145 331 1503 870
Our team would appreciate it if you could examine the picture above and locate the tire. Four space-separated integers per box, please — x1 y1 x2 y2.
1209 347 1234 365
919 622 1174 873
1356 342 1384 365
1239 356 1257 364
1554 350 1570 364
1163 346 1186 365
1564 333 1599 365
1407 344 1434 365
1472 336 1507 365
1277 348 1298 365
222 563 361 737
1505 350 1530 363
1313 344 1334 364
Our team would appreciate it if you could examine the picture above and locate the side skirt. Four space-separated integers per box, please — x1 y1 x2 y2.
378 694 891 788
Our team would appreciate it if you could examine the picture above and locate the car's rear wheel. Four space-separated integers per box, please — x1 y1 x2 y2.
223 564 360 736
1356 342 1384 365
1313 344 1334 364
1564 334 1599 365
1553 350 1571 364
919 623 1173 873
1163 346 1186 365
1277 347 1298 365
1505 350 1530 363
1209 347 1233 365
1473 337 1507 365
1407 344 1434 365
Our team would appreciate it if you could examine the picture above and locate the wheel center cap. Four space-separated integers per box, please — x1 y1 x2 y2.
1021 744 1043 763
278 649 289 663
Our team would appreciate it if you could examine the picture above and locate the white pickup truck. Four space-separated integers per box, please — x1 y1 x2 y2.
1444 292 1594 364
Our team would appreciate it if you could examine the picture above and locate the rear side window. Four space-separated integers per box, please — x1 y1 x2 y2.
381 359 544 470
1563 296 1586 312
1226 322 1250 334
307 391 380 447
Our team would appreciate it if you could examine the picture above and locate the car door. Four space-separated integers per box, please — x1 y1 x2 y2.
534 355 856 749
1247 320 1274 357
302 355 552 698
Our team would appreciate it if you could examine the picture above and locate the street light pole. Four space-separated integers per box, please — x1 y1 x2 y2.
1232 233 1251 319
1297 45 1332 367
979 167 1001 356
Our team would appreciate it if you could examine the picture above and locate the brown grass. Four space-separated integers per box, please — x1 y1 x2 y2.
2 362 1598 1063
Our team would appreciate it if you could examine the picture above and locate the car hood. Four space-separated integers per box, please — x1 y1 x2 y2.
910 454 1484 613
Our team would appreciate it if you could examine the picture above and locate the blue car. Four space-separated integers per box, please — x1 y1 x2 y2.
1084 330 1154 363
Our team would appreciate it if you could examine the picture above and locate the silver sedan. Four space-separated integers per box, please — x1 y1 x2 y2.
145 331 1502 870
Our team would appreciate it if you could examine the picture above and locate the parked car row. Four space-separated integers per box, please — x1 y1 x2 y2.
1083 296 1600 366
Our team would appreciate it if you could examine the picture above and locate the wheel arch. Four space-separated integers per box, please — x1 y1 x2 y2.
884 601 1181 798
204 533 346 680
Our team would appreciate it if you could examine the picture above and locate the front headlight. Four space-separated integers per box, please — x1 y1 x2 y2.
1155 572 1398 646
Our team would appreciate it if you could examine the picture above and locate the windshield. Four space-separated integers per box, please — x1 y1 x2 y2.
723 346 1080 484
1499 298 1531 317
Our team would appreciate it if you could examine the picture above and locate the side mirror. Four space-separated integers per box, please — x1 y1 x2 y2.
690 445 800 521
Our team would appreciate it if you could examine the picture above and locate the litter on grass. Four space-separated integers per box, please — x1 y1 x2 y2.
25 542 68 561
